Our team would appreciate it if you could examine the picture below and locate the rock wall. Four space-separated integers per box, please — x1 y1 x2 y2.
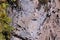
7 0 60 40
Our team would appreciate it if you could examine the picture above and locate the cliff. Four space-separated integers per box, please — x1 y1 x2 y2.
7 0 60 40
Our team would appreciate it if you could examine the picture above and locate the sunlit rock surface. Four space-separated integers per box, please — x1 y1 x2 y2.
7 0 60 40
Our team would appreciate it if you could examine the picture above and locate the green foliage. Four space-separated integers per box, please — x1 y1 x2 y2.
12 0 16 2
0 33 6 40
0 1 14 40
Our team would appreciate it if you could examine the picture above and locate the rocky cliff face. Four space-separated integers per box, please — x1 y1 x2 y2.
7 0 60 40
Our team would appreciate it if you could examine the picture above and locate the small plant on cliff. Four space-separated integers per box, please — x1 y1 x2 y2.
0 0 14 40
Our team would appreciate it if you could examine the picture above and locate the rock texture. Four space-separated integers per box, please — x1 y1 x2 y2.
7 0 60 40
